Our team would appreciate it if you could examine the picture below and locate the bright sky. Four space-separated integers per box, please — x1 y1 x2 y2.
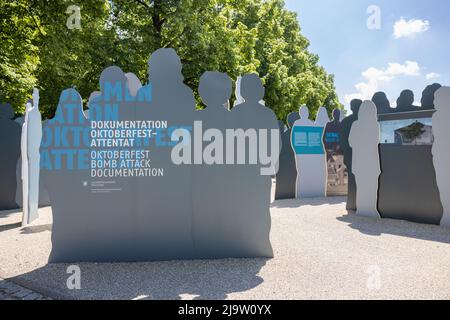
285 0 450 112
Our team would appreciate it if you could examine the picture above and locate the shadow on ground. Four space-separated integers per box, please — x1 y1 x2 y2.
10 258 268 300
271 196 346 209
20 224 52 234
338 212 450 244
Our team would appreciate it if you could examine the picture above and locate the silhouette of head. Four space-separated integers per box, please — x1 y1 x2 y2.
421 83 442 109
148 48 183 84
125 73 142 96
287 112 299 128
316 107 329 124
433 86 450 112
350 99 362 115
0 103 15 120
199 71 232 107
332 109 341 122
371 92 390 112
240 73 264 103
358 100 377 121
396 90 414 109
52 89 84 125
100 66 128 94
299 106 309 119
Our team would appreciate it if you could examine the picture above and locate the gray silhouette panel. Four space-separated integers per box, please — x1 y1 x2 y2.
339 99 362 210
378 144 443 225
134 48 196 260
40 89 93 262
0 103 21 210
431 86 450 227
377 93 443 225
229 73 279 257
349 101 381 219
44 49 278 262
16 114 50 209
275 113 298 200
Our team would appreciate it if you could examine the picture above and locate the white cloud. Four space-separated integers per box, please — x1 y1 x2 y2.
344 61 421 104
393 18 430 39
426 72 441 80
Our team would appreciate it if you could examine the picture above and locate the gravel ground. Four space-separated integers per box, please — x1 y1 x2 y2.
0 196 449 300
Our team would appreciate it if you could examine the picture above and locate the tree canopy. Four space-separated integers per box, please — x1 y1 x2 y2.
0 0 342 120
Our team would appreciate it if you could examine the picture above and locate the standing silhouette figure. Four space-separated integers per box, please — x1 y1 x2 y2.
135 48 197 260
431 86 450 228
193 71 241 258
340 99 362 210
23 89 42 225
21 102 31 222
231 73 279 257
292 106 327 198
349 101 381 218
275 112 300 200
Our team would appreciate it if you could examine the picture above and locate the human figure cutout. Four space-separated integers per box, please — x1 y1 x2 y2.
41 88 91 262
0 103 21 210
193 71 241 257
231 73 279 257
323 109 346 196
349 100 381 218
21 102 31 222
372 91 392 114
421 83 442 110
431 86 450 228
275 112 300 200
396 90 418 113
135 48 197 260
84 66 138 262
340 99 362 210
22 89 42 225
291 106 326 198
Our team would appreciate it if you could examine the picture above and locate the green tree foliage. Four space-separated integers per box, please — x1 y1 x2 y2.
0 0 342 120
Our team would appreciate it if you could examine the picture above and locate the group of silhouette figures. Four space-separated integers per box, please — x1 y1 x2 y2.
276 106 346 201
1 48 449 263
36 48 281 262
0 92 49 223
275 82 450 228
372 83 442 114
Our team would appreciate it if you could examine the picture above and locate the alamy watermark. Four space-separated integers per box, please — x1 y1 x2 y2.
66 265 81 290
66 5 82 30
366 265 381 290
367 5 381 30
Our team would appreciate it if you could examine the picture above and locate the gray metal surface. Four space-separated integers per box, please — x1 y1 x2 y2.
0 104 21 210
